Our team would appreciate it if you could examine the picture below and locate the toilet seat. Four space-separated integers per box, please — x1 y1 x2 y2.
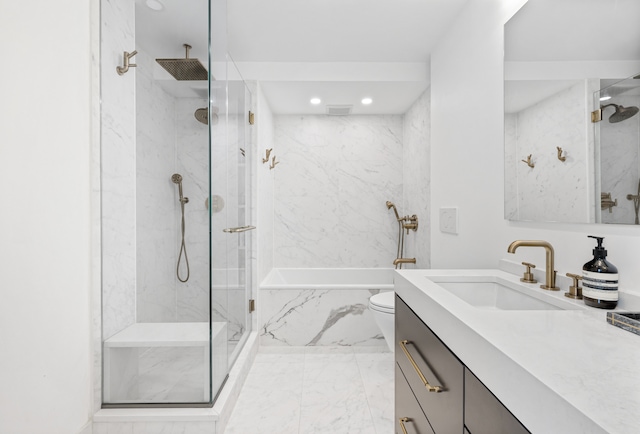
369 291 394 314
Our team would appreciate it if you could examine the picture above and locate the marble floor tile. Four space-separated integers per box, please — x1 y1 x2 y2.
224 347 394 434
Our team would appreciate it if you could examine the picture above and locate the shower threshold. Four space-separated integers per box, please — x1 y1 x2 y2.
94 331 259 433
103 322 226 405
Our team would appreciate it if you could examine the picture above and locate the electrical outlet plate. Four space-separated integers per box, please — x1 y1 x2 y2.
439 207 458 234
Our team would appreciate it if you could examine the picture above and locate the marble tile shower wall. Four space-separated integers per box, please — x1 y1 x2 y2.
176 98 210 321
506 80 595 222
273 115 403 268
256 85 275 284
101 0 136 340
600 94 640 225
135 47 179 322
402 89 431 268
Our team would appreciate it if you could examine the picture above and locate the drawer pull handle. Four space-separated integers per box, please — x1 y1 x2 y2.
399 339 443 393
399 417 410 434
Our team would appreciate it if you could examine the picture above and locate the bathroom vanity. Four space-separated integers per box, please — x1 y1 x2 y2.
394 269 640 434
396 296 527 434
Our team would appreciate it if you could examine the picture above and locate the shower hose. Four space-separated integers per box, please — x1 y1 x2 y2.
177 196 190 282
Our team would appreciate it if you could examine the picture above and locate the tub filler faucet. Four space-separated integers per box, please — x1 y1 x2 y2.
393 258 416 268
507 240 559 291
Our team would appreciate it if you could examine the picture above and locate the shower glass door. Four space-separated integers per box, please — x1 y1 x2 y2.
210 57 253 401
100 0 252 408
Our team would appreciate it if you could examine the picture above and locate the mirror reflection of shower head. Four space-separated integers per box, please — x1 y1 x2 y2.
386 201 401 221
601 103 640 123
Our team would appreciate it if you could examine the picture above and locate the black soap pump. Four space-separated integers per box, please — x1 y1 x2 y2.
582 236 619 309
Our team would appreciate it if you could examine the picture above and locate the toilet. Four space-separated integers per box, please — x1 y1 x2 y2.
369 291 395 352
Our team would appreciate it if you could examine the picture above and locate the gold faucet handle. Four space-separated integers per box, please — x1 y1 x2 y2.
565 273 583 300
520 262 537 283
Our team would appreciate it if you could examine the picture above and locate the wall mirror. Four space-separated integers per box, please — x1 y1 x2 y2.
504 0 640 224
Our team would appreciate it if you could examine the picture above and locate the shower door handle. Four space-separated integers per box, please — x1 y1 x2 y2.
222 225 256 233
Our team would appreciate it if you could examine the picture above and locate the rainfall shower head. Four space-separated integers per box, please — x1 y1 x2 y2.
601 103 640 123
171 173 183 184
156 44 208 81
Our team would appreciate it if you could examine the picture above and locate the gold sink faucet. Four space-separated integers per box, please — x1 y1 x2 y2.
507 240 559 291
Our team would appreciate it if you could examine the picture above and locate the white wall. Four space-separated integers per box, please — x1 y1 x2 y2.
431 0 640 297
0 0 94 433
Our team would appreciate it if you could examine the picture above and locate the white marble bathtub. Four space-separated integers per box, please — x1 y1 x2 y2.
259 268 394 347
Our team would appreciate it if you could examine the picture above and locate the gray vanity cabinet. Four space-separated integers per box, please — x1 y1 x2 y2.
464 368 529 434
395 363 435 434
395 295 530 434
395 296 464 433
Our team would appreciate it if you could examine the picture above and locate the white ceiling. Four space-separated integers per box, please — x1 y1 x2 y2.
135 0 640 115
135 0 470 114
504 0 640 114
505 0 640 62
226 0 469 63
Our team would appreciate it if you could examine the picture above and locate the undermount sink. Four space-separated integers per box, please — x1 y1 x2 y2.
430 277 581 311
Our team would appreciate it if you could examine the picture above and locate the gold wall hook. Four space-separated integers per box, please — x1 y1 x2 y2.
262 148 272 164
521 154 534 168
269 155 279 170
116 50 137 75
557 146 567 162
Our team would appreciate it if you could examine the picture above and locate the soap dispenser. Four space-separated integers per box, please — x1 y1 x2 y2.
582 236 618 309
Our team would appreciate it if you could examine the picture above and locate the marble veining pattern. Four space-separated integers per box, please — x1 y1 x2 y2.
402 89 431 268
135 46 178 322
225 347 393 434
506 80 596 223
260 289 385 347
273 115 403 268
256 84 275 283
101 0 137 340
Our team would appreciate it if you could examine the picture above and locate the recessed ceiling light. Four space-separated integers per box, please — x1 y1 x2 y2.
310 98 321 105
146 0 164 11
599 96 612 101
361 97 373 105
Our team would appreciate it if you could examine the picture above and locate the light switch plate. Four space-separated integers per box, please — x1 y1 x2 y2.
439 207 458 234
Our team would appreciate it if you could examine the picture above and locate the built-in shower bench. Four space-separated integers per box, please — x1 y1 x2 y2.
103 322 226 403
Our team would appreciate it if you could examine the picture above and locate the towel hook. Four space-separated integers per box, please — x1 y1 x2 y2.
116 50 138 75
557 147 567 162
521 154 535 168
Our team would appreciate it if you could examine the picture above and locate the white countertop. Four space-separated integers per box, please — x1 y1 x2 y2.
394 268 640 434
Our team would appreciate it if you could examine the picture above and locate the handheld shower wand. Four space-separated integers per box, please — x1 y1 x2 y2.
171 173 189 205
386 201 401 221
171 174 190 282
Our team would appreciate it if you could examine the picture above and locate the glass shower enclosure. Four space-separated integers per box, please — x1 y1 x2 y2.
100 0 253 407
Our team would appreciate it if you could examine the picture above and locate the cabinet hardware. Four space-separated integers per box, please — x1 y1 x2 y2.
399 340 443 393
398 417 410 434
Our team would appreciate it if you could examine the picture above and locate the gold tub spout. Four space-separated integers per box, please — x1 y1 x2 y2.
393 258 416 269
507 240 559 291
